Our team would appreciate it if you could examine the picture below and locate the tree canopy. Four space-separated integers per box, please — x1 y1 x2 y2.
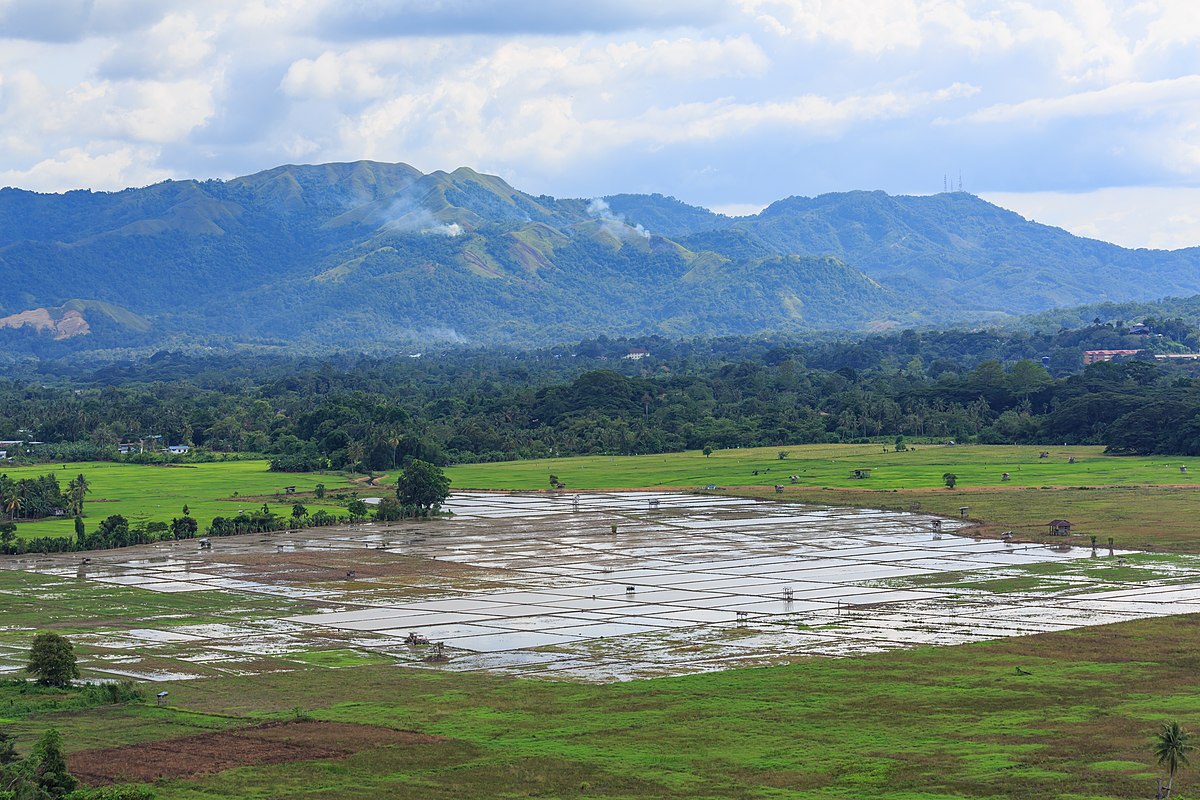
396 459 451 515
26 632 78 688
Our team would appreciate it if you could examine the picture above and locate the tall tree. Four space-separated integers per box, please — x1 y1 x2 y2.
26 632 79 688
29 728 77 798
396 459 451 515
0 728 16 765
65 473 90 517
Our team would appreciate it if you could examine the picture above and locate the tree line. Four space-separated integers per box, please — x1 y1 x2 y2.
1 324 1199 474
2 460 450 556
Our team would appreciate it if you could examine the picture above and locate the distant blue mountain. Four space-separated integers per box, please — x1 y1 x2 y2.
0 161 1197 350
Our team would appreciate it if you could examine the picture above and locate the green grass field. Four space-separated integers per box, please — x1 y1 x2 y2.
7 444 1200 551
444 443 1200 491
1 460 365 539
444 444 1200 553
3 614 1196 799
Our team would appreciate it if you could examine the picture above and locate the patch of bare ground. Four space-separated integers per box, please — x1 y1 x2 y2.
212 550 498 585
68 720 445 786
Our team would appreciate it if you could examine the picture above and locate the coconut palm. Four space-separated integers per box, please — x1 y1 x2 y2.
66 473 91 516
1154 720 1194 798
5 494 23 520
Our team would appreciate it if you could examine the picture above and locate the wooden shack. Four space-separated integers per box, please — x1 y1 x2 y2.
1048 519 1073 536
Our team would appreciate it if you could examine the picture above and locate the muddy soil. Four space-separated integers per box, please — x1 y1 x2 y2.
69 720 443 785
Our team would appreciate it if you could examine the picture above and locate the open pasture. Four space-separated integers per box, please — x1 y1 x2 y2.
445 443 1200 491
1 460 362 539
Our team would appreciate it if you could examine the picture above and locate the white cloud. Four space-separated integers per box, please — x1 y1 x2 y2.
104 79 216 142
956 76 1200 124
708 201 766 216
982 186 1200 250
334 32 973 174
0 145 171 191
282 50 391 100
738 0 1014 54
99 13 216 79
604 35 769 79
0 0 1195 257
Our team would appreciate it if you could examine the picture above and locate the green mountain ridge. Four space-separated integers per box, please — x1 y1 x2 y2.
1 160 1198 352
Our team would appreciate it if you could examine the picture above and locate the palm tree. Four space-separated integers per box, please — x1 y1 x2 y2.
5 494 23 521
1154 720 1194 798
66 474 90 517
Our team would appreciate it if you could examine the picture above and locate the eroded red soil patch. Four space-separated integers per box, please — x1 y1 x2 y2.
68 720 444 786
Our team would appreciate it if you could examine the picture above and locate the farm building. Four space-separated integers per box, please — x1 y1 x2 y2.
1047 519 1073 536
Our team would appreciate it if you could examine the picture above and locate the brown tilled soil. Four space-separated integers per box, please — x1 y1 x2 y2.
68 720 444 786
211 550 488 584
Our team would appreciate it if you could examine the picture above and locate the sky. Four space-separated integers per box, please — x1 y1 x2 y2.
1 0 1199 249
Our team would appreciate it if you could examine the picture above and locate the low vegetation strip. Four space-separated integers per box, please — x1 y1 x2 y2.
67 720 444 786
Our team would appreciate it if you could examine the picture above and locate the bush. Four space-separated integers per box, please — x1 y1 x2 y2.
268 455 328 473
79 681 143 706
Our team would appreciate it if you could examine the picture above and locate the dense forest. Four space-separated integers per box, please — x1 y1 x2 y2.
2 319 1199 467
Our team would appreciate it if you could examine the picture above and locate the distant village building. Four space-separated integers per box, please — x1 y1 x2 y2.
1154 353 1200 361
1048 519 1073 536
117 443 139 454
166 445 190 454
1128 322 1151 335
623 348 650 360
1083 349 1142 365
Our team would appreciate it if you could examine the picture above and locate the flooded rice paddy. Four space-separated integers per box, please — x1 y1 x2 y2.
3 492 1200 682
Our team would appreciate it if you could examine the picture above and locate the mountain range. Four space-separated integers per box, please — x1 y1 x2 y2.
1 160 1198 352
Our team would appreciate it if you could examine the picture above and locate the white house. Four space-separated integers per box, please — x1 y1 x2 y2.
167 445 190 455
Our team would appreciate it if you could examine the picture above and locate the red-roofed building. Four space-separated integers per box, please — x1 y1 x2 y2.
1083 349 1142 365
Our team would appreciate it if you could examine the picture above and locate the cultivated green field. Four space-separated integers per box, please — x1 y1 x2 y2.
2 460 364 539
444 444 1200 553
444 443 1200 491
8 445 1200 550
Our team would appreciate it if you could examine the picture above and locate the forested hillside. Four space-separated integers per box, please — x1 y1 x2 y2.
3 323 1200 468
2 161 1199 353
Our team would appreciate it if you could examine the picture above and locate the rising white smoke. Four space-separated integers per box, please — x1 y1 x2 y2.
587 198 651 240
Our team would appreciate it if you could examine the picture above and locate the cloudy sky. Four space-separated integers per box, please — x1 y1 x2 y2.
1 0 1199 248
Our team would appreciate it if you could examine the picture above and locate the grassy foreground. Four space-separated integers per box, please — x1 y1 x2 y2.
2 615 1195 799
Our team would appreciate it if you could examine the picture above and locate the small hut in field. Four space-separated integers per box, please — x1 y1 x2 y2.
1048 519 1073 536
